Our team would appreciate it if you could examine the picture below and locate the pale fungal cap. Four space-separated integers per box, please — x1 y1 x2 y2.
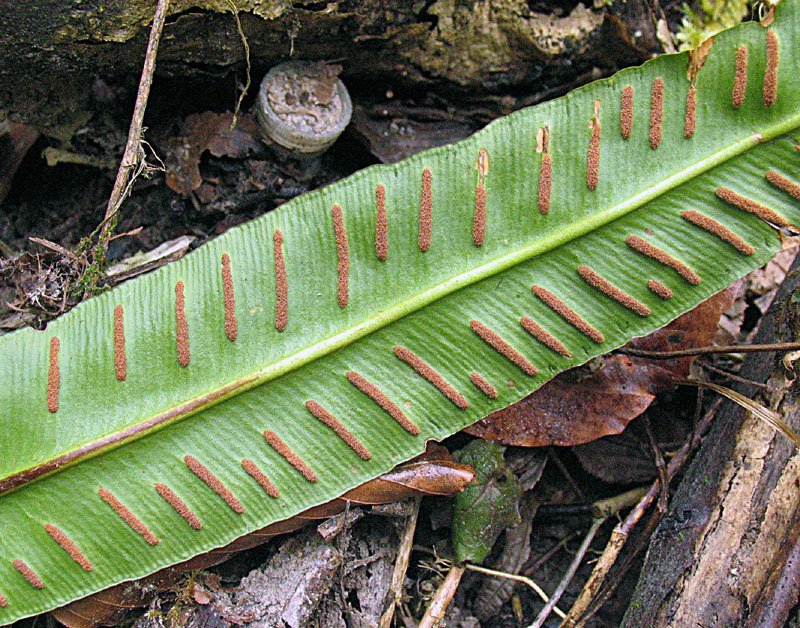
256 60 352 154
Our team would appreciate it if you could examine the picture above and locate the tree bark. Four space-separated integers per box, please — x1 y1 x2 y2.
622 252 800 628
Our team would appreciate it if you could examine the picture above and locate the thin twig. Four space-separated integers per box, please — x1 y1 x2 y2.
465 564 567 619
529 518 605 628
561 398 723 628
418 564 466 628
643 416 669 515
226 0 251 130
101 0 170 249
379 496 422 628
618 341 800 359
698 360 771 390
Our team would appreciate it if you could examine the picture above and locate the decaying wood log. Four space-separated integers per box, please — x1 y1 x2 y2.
0 0 662 139
621 252 800 628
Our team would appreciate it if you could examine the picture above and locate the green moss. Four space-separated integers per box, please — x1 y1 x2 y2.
676 0 753 50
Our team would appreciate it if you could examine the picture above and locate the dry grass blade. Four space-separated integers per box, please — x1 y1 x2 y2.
677 379 800 448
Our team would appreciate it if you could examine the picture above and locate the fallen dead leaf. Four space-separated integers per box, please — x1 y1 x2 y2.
164 112 262 196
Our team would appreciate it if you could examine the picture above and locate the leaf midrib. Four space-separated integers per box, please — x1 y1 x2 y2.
4 111 798 494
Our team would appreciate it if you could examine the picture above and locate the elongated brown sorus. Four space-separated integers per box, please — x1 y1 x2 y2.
332 204 349 308
0 592 6 607
625 235 701 285
620 85 633 139
470 372 498 399
764 30 778 107
650 78 664 149
419 168 432 251
47 336 59 413
44 524 92 571
766 171 800 200
577 266 651 316
305 400 371 461
12 560 43 589
175 281 190 367
648 280 673 299
393 346 469 409
587 101 601 191
113 305 126 381
732 45 748 108
375 184 388 261
241 459 279 498
469 320 537 376
263 430 318 483
474 184 487 246
273 230 288 332
520 316 571 357
715 187 790 227
221 253 237 342
539 152 552 215
531 285 605 343
184 455 244 514
98 487 160 545
685 85 697 139
154 483 202 530
346 371 419 435
680 210 755 255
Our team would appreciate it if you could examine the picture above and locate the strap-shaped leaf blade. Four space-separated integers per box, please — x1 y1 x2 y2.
1 2 799 620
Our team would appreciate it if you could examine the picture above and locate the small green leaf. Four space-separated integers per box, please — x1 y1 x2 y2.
452 440 522 564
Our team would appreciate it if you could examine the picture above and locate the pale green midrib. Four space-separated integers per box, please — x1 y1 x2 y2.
11 112 799 485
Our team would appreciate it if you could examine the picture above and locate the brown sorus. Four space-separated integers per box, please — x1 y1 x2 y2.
648 280 673 299
685 85 697 139
44 524 93 571
113 305 126 381
577 266 651 317
766 171 800 200
587 102 601 191
520 316 571 357
221 253 237 342
531 285 605 343
98 487 160 545
650 78 664 149
473 184 487 246
539 153 552 215
263 430 318 483
419 168 433 251
470 372 498 399
175 281 190 367
764 30 779 107
469 320 537 376
393 346 469 409
47 336 60 413
332 204 349 308
274 230 288 332
620 85 633 139
375 184 388 261
0 593 6 607
184 455 244 514
242 459 279 498
12 560 43 589
625 236 701 285
305 400 371 461
732 45 748 108
715 187 790 227
680 210 755 255
154 483 202 530
346 371 419 435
